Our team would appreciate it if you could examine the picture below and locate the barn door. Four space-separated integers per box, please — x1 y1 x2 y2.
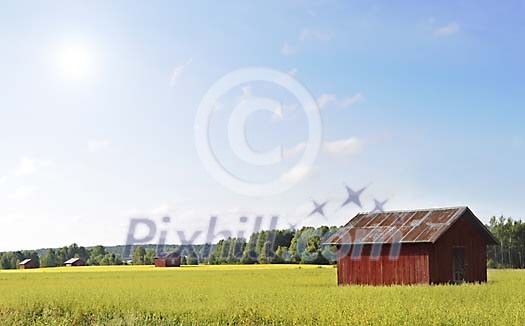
452 247 465 283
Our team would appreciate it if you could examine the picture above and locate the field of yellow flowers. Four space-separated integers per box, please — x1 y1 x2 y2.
0 265 523 325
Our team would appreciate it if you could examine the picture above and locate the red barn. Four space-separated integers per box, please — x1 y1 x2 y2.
154 252 181 267
324 207 498 285
64 258 86 267
19 259 38 269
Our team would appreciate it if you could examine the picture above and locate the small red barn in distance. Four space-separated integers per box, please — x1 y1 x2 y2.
154 252 181 267
19 259 38 269
324 207 498 285
64 258 86 267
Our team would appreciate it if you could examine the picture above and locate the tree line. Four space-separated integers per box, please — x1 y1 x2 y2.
206 226 339 265
0 250 40 269
0 226 339 269
128 226 339 265
487 216 525 268
0 243 123 269
2 216 524 269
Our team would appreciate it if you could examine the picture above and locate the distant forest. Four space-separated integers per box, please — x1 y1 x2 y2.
0 226 339 269
1 216 524 269
487 216 525 268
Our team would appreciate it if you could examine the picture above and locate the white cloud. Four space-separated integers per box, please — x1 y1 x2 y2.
170 58 192 87
317 93 365 109
281 28 333 57
236 84 287 121
339 93 365 108
283 142 307 159
0 175 6 184
88 139 111 153
323 138 363 157
434 23 460 36
9 186 37 200
269 103 297 123
285 137 364 160
151 204 176 217
281 42 296 56
317 93 337 109
13 158 54 177
299 28 334 42
280 164 315 184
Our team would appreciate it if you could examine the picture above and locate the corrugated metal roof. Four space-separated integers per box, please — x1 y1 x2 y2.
155 252 180 259
64 258 80 264
324 206 497 245
19 259 32 265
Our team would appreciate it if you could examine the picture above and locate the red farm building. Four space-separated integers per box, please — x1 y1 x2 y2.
64 258 86 267
154 252 181 267
324 207 498 285
19 259 38 269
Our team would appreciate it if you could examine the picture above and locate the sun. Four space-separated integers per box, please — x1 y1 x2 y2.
58 44 94 80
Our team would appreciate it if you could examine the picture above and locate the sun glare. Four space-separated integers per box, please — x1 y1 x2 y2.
58 44 94 80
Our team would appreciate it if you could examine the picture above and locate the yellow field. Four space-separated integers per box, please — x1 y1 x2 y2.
0 265 524 325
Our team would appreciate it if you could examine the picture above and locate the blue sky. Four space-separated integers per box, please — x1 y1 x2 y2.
0 0 524 251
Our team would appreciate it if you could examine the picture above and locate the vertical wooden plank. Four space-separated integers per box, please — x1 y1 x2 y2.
354 254 359 284
409 252 415 284
414 248 420 284
381 247 388 285
423 245 430 284
382 248 388 285
405 251 410 285
393 248 400 284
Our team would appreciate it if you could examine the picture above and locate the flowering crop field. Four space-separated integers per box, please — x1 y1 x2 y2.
0 265 523 325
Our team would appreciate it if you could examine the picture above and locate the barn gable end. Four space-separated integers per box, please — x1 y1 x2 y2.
154 252 181 267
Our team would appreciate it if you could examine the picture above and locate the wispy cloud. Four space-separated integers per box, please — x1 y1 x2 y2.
170 58 192 87
280 164 316 184
323 138 363 157
299 28 334 42
434 22 460 37
283 142 307 159
285 137 364 160
88 139 111 153
281 42 296 56
317 93 337 109
281 28 333 56
339 93 365 108
13 158 54 177
317 93 365 109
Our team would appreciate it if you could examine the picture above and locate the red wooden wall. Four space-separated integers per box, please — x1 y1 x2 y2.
155 258 167 267
336 211 491 286
337 244 431 285
429 213 489 283
19 260 38 269
154 257 181 267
